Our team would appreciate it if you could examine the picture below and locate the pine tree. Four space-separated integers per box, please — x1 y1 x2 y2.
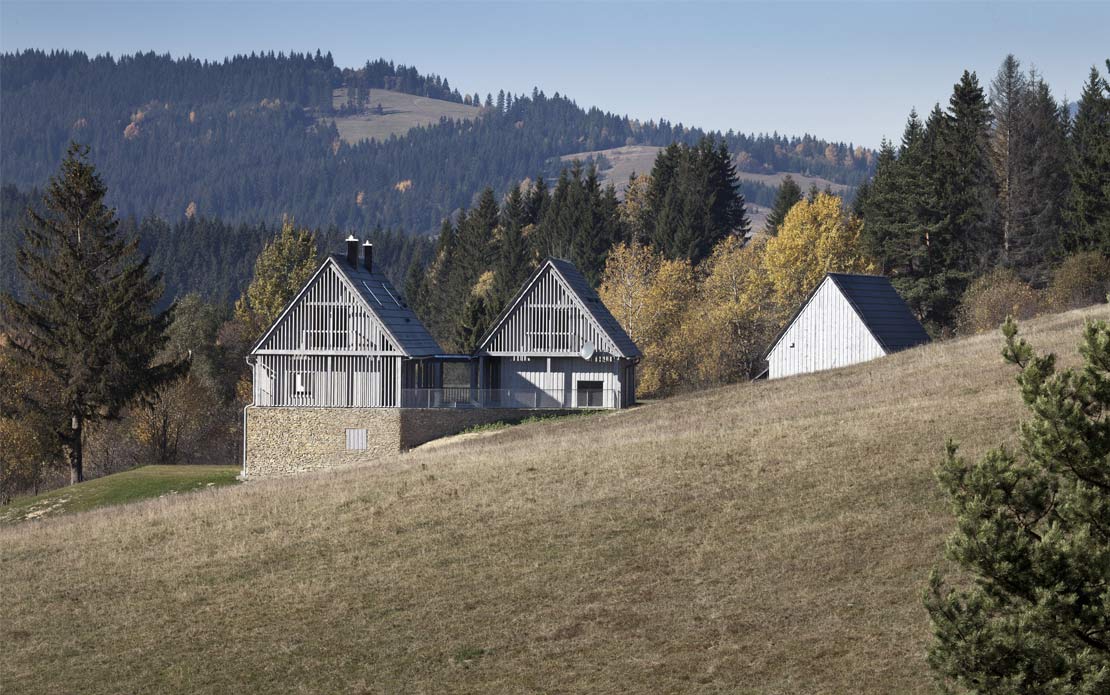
990 54 1030 267
1064 63 1110 254
990 57 1069 280
646 137 749 264
491 185 534 312
1013 74 1069 280
937 71 998 274
0 144 186 484
765 174 802 235
925 317 1110 693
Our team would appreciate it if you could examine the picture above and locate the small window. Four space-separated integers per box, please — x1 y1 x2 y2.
294 372 312 396
346 428 368 450
577 380 604 408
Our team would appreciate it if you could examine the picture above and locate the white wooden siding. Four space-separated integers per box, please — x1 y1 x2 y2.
767 277 886 379
498 357 620 408
253 354 401 406
255 264 399 355
485 267 617 356
251 264 405 407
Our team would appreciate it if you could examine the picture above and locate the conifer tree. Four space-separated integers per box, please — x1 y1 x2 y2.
491 185 534 312
937 71 998 273
646 136 749 264
1 144 186 484
925 317 1110 693
1064 63 1110 254
990 54 1030 266
764 174 802 235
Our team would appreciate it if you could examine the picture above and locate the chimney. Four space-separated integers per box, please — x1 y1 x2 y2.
363 240 374 272
345 235 359 267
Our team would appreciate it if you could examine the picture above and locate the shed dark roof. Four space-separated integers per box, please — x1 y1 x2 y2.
329 255 443 357
826 273 931 352
766 273 931 358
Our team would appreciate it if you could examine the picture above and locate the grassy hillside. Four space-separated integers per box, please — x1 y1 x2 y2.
331 87 482 144
0 465 240 525
2 306 1106 694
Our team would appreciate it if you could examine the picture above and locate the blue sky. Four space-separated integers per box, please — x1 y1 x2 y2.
2 1 1106 147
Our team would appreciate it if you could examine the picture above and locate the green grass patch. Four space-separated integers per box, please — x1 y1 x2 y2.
459 410 602 435
0 465 240 525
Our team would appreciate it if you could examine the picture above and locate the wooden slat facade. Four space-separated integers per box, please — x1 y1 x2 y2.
251 263 406 407
483 267 618 357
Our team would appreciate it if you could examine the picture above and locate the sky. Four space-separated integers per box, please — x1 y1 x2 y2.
2 1 1107 148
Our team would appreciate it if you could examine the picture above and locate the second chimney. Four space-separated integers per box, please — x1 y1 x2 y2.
345 235 359 267
363 240 374 273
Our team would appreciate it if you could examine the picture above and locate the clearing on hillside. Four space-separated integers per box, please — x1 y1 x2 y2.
329 88 482 144
2 306 1106 693
0 465 239 525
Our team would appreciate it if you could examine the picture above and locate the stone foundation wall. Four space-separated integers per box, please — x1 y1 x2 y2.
244 407 580 479
244 407 401 478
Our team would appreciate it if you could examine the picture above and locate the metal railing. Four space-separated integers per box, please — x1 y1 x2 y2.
400 387 620 410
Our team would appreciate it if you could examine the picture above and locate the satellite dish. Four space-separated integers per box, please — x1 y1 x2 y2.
579 341 596 361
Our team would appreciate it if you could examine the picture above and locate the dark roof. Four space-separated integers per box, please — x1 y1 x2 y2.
766 273 930 357
827 274 931 352
477 258 641 359
329 255 443 357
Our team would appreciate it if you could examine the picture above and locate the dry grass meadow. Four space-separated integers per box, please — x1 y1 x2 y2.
330 88 481 144
2 306 1107 694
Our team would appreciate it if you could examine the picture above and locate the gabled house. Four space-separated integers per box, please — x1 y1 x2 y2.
474 258 641 409
243 246 641 479
248 237 444 408
765 273 930 379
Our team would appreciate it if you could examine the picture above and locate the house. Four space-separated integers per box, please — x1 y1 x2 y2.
248 237 444 409
473 258 641 410
765 273 930 379
243 243 640 479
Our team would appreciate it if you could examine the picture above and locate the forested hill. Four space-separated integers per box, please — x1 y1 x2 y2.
0 50 873 234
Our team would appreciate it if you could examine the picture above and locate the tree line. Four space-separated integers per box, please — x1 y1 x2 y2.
854 55 1110 331
1 49 872 236
408 137 749 352
1 184 432 306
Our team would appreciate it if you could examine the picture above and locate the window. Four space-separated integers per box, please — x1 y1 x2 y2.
577 380 604 408
294 372 312 396
346 428 368 450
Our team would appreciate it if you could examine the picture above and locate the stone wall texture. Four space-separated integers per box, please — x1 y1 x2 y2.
244 407 402 479
244 407 580 479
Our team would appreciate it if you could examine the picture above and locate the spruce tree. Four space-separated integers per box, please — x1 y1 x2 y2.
1 144 186 484
765 174 802 235
937 70 998 274
925 317 1110 693
646 136 748 264
990 54 1030 267
491 185 534 312
1064 63 1110 255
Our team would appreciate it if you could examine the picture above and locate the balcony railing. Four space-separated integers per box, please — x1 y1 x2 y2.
400 387 620 410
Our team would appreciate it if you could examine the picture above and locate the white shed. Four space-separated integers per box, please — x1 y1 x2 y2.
765 273 930 379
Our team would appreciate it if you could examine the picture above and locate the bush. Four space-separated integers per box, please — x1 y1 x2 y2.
957 268 1040 334
1043 251 1110 312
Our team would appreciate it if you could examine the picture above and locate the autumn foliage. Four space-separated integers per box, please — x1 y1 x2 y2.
600 193 876 395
